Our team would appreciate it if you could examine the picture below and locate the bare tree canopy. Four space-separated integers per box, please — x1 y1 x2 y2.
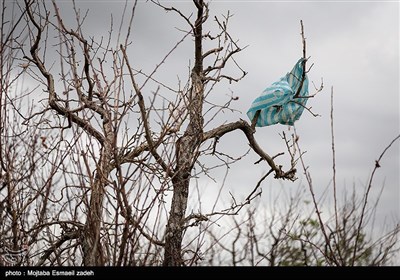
0 0 398 267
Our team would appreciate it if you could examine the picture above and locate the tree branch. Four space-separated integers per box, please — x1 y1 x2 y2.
36 230 80 266
203 120 296 180
294 20 307 99
120 45 173 177
352 133 400 265
24 0 106 145
151 0 194 31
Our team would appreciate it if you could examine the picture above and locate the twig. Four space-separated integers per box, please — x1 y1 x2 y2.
293 125 339 266
120 45 173 177
351 133 400 265
251 110 260 130
245 169 273 201
289 100 321 118
294 20 307 99
151 0 194 30
294 78 324 99
36 230 80 266
330 87 339 245
24 0 106 145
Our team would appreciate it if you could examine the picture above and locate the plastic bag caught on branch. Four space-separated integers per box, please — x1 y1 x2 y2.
247 58 309 127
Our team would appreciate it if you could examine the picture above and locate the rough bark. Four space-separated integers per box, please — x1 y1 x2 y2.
81 125 113 266
25 0 113 266
163 1 205 266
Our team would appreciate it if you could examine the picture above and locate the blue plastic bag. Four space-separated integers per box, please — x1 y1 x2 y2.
247 58 309 127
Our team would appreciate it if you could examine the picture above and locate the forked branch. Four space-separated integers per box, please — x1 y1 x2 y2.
203 120 296 180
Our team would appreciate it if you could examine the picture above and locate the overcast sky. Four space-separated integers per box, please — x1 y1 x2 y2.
116 0 399 223
38 1 400 230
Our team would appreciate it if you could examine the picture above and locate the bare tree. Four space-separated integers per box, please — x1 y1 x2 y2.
201 90 400 266
203 177 399 266
1 0 397 267
17 0 298 266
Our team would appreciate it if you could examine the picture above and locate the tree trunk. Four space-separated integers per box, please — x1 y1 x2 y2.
81 121 113 266
81 179 105 266
163 73 204 266
163 0 205 263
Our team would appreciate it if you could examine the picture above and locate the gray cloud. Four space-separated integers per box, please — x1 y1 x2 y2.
202 1 399 221
24 0 400 226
